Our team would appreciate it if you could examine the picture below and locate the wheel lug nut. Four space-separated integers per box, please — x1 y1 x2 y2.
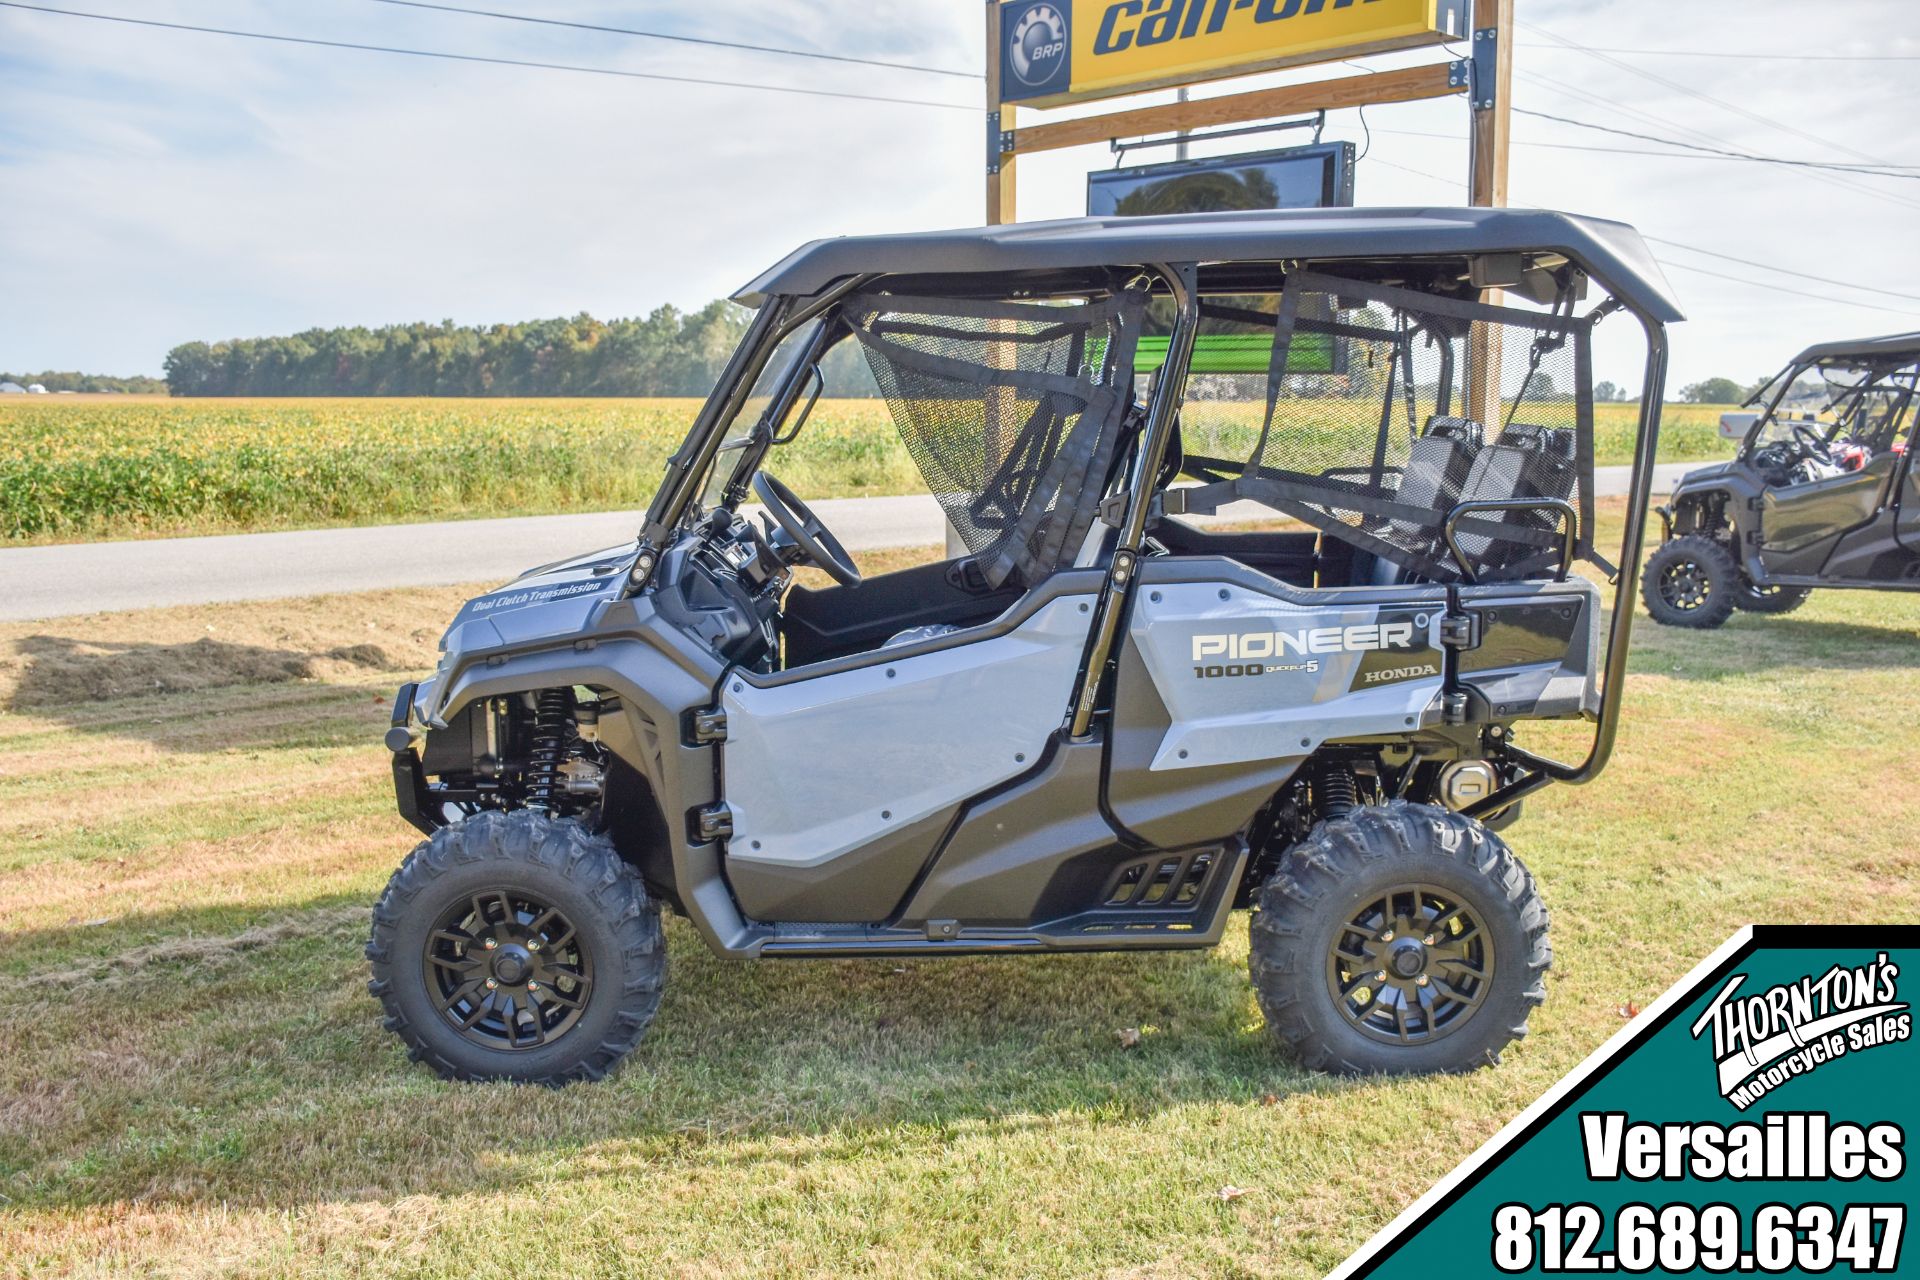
1422 935 1435 946
485 978 498 989
527 940 541 952
527 981 540 992
1375 970 1388 982
1417 974 1430 987
1380 930 1394 942
483 937 497 950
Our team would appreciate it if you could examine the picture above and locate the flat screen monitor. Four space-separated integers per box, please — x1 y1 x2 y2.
1087 141 1356 218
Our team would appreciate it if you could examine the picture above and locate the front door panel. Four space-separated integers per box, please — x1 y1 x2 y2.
721 593 1095 891
1759 458 1896 576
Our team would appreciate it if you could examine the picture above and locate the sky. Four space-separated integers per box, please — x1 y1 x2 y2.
0 0 1916 392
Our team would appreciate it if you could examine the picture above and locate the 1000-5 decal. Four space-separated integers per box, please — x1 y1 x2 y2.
1192 660 1320 679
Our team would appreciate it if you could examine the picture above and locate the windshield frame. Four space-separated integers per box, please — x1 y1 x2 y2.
1744 355 1920 454
699 316 839 516
638 276 873 550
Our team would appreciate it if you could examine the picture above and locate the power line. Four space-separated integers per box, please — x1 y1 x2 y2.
362 0 980 79
1373 122 1920 173
1333 55 1920 319
1518 20 1892 168
1657 260 1920 320
1511 108 1920 181
0 2 978 111
1363 156 1464 191
1355 124 1920 305
1512 67 1920 217
1343 129 1920 312
1646 239 1920 306
1517 43 1920 63
1514 22 1920 218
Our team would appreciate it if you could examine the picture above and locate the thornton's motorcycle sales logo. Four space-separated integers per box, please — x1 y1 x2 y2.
1007 2 1070 89
1691 952 1911 1109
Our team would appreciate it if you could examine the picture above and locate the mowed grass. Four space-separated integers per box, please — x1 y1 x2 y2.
1 396 1735 545
4 517 1916 1278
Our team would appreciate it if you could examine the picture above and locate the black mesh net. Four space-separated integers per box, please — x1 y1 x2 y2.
845 288 1147 587
1178 272 1599 583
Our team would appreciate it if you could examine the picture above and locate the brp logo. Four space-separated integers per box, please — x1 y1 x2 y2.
1008 2 1069 89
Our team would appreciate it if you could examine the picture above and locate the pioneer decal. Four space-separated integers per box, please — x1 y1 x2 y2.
1189 619 1418 663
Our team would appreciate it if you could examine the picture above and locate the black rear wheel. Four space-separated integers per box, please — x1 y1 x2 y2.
367 810 665 1084
1732 574 1810 615
1249 803 1549 1075
1642 535 1738 629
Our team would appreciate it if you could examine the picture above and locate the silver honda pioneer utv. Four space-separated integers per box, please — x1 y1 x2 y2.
369 208 1679 1083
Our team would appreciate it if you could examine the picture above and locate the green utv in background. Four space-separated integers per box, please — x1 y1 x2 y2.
368 207 1679 1084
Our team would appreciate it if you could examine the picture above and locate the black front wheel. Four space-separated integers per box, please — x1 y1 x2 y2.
367 810 666 1084
1249 803 1550 1075
1642 535 1738 629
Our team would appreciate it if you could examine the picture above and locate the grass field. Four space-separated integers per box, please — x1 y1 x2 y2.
0 396 1737 545
2 505 1916 1277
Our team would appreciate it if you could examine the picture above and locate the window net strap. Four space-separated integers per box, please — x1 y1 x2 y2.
846 287 1148 587
1181 270 1599 583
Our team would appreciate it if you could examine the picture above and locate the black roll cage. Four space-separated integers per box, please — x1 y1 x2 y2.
1741 356 1920 459
628 256 1672 809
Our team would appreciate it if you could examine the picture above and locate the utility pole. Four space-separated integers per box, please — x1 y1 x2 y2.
1467 0 1514 426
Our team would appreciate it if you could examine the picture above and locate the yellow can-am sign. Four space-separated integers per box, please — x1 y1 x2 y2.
998 0 1469 107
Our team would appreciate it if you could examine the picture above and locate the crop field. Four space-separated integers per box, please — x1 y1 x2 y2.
2 506 1916 1278
1 396 1735 545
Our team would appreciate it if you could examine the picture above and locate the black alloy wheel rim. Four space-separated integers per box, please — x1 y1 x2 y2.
1324 884 1495 1045
424 889 594 1051
1658 558 1712 611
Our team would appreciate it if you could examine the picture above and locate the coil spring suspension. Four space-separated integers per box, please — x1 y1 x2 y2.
525 688 572 813
1316 762 1357 821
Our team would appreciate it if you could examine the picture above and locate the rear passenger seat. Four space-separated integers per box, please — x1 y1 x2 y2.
1368 416 1578 582
1449 423 1578 568
1364 415 1483 583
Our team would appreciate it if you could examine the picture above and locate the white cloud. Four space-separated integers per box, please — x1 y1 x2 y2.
0 0 1915 390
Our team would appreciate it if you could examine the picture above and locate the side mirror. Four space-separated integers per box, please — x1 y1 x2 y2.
1719 412 1757 441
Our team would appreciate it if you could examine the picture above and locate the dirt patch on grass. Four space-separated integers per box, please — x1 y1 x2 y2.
0 587 474 710
22 906 367 990
0 543 950 712
2 635 410 708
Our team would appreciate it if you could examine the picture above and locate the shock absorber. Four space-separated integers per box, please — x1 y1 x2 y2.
1315 760 1358 821
524 688 572 813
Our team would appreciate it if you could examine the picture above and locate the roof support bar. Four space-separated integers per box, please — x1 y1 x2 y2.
1068 263 1198 742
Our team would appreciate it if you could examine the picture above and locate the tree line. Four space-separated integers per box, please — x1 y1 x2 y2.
2 370 168 393
162 303 763 397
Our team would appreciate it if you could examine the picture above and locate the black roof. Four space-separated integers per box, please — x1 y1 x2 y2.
1790 331 1920 365
734 206 1685 322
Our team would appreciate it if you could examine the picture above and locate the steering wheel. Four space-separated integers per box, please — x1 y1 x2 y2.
1791 423 1829 456
753 472 861 587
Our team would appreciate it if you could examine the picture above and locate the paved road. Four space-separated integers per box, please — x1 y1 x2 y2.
0 463 1694 622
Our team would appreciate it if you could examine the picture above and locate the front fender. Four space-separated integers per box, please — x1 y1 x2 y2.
418 595 754 957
